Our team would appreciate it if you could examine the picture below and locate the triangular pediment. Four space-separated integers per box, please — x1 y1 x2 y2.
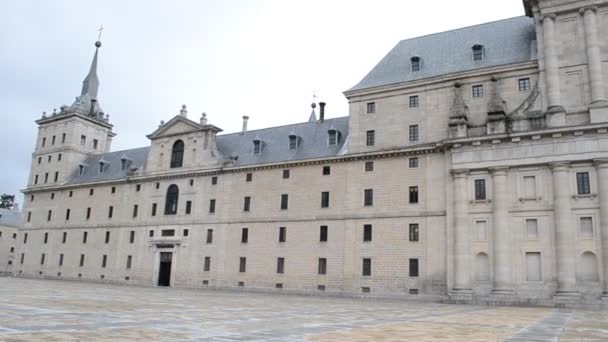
147 116 203 140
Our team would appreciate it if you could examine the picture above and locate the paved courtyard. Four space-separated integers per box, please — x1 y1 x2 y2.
0 277 606 341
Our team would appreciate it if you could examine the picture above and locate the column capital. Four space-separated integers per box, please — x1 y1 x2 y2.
489 166 509 176
579 6 598 15
594 158 608 169
549 161 570 171
451 169 469 178
542 13 557 22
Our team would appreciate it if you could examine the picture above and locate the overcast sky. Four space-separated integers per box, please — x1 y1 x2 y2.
0 0 524 206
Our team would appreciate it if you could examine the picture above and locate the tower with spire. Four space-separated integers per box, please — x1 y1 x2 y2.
26 40 116 189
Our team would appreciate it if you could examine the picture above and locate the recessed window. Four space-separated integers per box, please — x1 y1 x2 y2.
83 231 88 243
44 232 48 244
243 196 251 212
411 56 421 72
61 133 66 143
322 166 331 175
51 193 55 200
319 225 328 242
185 200 192 215
472 85 484 98
58 153 62 161
409 186 419 204
519 78 531 91
318 258 327 275
288 135 298 150
209 199 216 214
282 169 290 179
52 135 56 145
37 157 41 165
253 140 262 154
576 172 591 195
170 140 184 168
108 206 113 218
328 130 338 145
93 139 98 149
47 210 52 222
105 231 110 244
80 135 86 145
241 228 249 243
409 223 419 242
278 227 286 242
48 155 52 163
62 232 67 243
204 257 211 272
474 179 486 200
362 258 371 276
86 207 91 220
42 137 46 147
276 257 285 274
365 161 374 172
151 203 157 217
127 255 132 269
121 158 128 170
111 186 116 194
366 130 375 146
364 189 373 206
211 176 218 185
366 102 376 114
239 257 247 273
206 229 213 244
409 258 419 277
183 229 189 237
409 95 419 108
409 125 419 142
65 209 70 221
363 224 372 242
149 230 154 237
472 44 484 61
98 162 105 173
321 191 330 208
136 184 141 192
89 189 94 196
79 254 85 267
129 230 135 244
161 229 175 237
409 157 418 168
132 204 139 218
280 194 288 210
246 173 253 182
164 184 179 215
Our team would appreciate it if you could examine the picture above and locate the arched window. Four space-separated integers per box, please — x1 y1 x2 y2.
411 56 421 72
472 44 484 61
170 140 184 168
165 184 179 215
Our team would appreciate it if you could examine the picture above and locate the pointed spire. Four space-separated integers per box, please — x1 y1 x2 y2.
81 41 101 99
308 102 317 122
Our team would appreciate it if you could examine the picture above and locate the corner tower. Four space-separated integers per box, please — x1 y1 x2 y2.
27 40 116 188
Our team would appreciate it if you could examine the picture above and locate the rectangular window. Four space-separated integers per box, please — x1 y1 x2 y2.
44 173 48 183
42 137 46 147
89 189 94 196
83 231 88 243
58 153 62 161
239 257 247 273
363 224 372 242
526 219 538 239
149 230 154 237
409 157 419 168
278 227 286 243
409 223 419 242
366 102 376 114
20 253 24 264
185 200 192 215
34 174 38 185
365 161 374 172
209 199 216 214
129 230 135 243
318 258 327 275
409 259 419 277
80 135 86 145
409 125 419 142
152 203 157 217
62 232 67 243
161 229 175 237
366 130 375 146
86 207 91 220
475 220 488 240
24 233 28 244
241 228 249 243
282 169 290 179
206 229 213 244
580 217 593 238
364 189 373 206
472 85 484 98
108 206 114 218
127 255 132 269
246 173 253 182
44 232 48 243
183 229 189 237
111 187 115 194
243 196 251 212
321 191 330 208
93 139 98 149
204 257 211 272
79 254 85 267
320 225 328 242
27 211 31 222
280 194 288 210
518 78 531 91
51 135 56 145
59 254 64 266
322 165 331 175
409 186 419 204
54 172 59 182
576 172 591 195
409 95 419 108
211 176 218 185
48 155 52 162
474 179 486 200
105 231 110 244
101 255 107 268
136 184 141 192
525 252 542 281
277 257 285 274
523 176 537 198
47 210 52 222
62 133 66 143
328 130 337 145
41 253 45 265
362 258 371 276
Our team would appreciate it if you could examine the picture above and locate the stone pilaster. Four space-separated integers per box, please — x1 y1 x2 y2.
550 162 578 297
452 169 471 293
580 7 608 123
491 167 513 294
542 14 566 125
595 159 608 298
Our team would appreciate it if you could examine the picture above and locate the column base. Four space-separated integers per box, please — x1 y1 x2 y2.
449 288 473 301
590 102 608 123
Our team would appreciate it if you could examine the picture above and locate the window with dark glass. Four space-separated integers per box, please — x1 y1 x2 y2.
79 254 85 267
576 172 591 195
59 254 64 266
362 258 371 276
288 135 298 150
165 184 179 215
47 210 52 221
282 169 290 179
211 176 218 185
86 207 91 220
152 203 157 216
83 231 88 243
474 179 486 200
472 44 484 61
277 257 285 274
132 204 138 218
365 161 374 172
58 153 62 161
318 258 327 275
253 140 262 154
279 227 286 242
280 194 288 210
409 95 419 108
183 229 189 237
246 173 253 182
161 229 175 237
328 130 338 145
206 229 213 244
61 133 66 143
409 223 419 242
409 258 419 277
243 196 251 212
54 172 59 182
102 255 107 268
170 140 184 168
366 130 375 146
62 232 67 243
42 137 46 147
41 253 46 265
149 230 154 237
320 225 328 242
409 186 419 203
93 139 98 149
127 255 132 269
108 206 113 218
239 257 247 272
363 224 372 242
411 56 421 72
209 199 216 214
321 191 330 208
185 200 192 214
44 232 48 244
322 166 331 175
241 228 248 243
366 102 376 114
409 125 419 142
105 231 110 243
204 257 211 271
111 186 116 194
364 189 373 206
23 233 28 244
129 230 135 243
27 211 31 222
472 85 484 98
519 78 531 91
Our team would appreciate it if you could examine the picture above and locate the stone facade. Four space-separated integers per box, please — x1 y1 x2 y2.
0 208 21 275
13 0 608 306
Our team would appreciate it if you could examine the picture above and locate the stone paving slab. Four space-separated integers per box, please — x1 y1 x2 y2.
0 277 605 341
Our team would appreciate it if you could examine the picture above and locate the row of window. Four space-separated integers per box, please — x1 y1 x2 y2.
409 45 486 73
40 134 98 149
24 252 133 269
37 153 62 165
365 126 419 146
33 171 59 185
473 216 596 241
252 129 340 155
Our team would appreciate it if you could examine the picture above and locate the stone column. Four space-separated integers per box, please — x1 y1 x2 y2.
550 162 578 296
542 14 566 116
452 169 471 292
581 7 606 105
491 167 512 294
595 159 608 297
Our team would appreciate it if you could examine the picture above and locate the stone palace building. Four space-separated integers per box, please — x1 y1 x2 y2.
10 0 608 306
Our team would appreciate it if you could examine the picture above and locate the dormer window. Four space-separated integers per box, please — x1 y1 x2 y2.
328 129 338 145
411 56 421 72
253 139 262 154
472 44 484 61
98 161 106 174
121 158 128 171
288 135 298 150
79 164 86 176
170 140 184 168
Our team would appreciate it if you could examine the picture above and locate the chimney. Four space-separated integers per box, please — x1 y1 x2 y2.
200 112 208 125
180 104 188 117
319 102 326 122
242 115 249 134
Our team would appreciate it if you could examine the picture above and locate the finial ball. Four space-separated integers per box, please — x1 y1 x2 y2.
311 102 317 109
95 41 102 48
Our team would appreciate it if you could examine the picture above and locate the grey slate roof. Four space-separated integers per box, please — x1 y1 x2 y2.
64 117 349 184
0 208 21 228
216 116 349 167
67 147 150 184
349 16 537 91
